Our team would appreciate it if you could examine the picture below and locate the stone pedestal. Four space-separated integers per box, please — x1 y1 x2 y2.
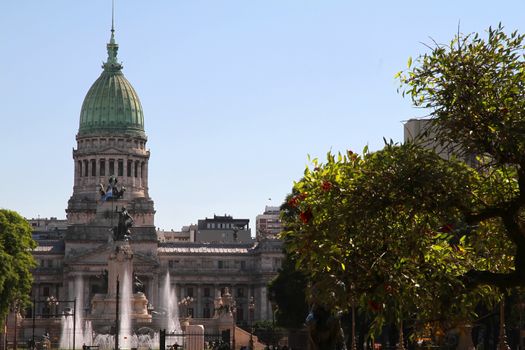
108 241 134 296
91 292 150 320
89 240 152 328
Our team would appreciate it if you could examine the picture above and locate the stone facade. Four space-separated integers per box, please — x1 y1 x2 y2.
403 118 478 166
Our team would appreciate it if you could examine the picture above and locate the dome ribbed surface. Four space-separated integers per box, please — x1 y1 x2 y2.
78 28 145 138
78 69 145 137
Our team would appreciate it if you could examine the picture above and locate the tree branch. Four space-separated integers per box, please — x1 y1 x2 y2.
464 269 525 289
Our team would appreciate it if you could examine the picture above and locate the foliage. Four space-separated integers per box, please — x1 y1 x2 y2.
399 24 525 288
282 24 525 335
281 144 509 334
268 251 309 328
399 24 525 166
0 209 36 326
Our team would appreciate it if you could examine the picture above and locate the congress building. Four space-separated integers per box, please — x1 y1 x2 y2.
16 22 283 346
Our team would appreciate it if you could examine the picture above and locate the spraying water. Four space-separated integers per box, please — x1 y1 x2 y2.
60 276 93 349
120 270 132 349
161 272 182 333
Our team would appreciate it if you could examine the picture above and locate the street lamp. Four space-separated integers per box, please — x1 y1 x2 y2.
12 302 19 350
231 300 237 350
248 296 255 350
270 302 278 347
46 296 59 317
178 296 194 318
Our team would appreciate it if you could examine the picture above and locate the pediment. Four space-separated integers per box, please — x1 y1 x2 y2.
98 147 126 155
66 243 113 265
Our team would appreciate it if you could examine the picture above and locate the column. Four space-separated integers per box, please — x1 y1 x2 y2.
123 156 128 188
74 161 79 186
258 285 269 322
83 275 89 318
67 278 75 302
143 161 148 189
138 161 143 188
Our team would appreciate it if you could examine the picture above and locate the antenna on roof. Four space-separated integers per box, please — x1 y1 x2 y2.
111 0 115 34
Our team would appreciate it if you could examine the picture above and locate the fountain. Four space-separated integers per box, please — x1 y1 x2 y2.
59 272 184 350
160 272 182 334
159 272 183 348
59 276 94 349
59 206 193 349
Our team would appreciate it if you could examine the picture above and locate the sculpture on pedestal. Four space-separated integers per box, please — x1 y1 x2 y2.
112 206 133 241
99 175 126 201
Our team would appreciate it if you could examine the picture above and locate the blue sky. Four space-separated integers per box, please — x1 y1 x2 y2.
1 1 524 231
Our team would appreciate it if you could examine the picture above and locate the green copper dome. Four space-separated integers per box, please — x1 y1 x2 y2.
78 29 145 138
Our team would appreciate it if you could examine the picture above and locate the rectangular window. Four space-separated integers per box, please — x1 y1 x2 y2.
100 159 106 176
91 159 96 177
237 288 244 298
218 261 224 269
203 306 211 318
43 286 50 297
78 161 83 177
134 162 138 178
187 287 194 298
84 160 88 177
127 160 132 177
204 287 210 297
109 160 115 175
118 160 124 176
240 261 246 270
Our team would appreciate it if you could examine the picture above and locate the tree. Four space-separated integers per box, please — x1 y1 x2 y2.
0 209 36 326
268 251 309 329
281 145 504 334
399 24 525 288
281 25 525 334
